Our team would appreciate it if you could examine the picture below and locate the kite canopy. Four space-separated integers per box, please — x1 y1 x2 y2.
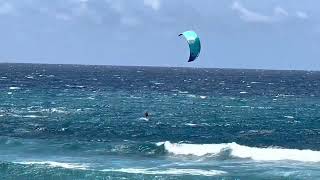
179 30 201 62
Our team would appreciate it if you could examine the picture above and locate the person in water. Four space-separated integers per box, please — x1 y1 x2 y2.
144 111 149 118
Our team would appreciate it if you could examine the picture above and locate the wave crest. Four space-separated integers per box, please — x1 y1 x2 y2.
158 141 320 162
102 168 226 176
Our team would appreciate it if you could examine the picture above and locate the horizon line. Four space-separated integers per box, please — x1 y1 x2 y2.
0 62 317 72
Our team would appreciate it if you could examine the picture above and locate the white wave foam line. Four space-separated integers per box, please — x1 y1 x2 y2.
25 75 34 79
102 168 226 176
9 87 21 90
23 115 48 118
139 117 149 121
186 94 196 98
284 116 294 119
185 123 198 127
16 161 88 170
178 91 189 94
40 108 67 114
51 108 67 113
158 141 320 162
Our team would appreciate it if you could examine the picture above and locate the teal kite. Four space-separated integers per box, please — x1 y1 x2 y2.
179 30 201 62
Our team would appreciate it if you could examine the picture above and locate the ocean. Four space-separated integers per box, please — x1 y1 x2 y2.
0 63 319 180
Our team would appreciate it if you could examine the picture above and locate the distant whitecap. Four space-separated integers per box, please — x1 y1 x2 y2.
9 87 21 90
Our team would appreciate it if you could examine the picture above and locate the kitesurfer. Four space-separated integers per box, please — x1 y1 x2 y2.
144 111 149 119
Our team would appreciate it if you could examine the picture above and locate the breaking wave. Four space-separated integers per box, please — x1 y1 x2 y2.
102 168 226 176
157 141 320 162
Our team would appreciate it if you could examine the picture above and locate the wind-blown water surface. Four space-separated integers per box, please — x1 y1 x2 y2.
0 63 319 179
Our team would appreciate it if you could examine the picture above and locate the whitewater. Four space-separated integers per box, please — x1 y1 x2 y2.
159 141 320 162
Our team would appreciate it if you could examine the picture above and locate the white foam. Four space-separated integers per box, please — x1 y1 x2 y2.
25 75 34 79
42 107 67 114
139 117 149 121
9 87 21 90
101 168 226 176
186 94 196 98
23 115 47 118
16 161 88 170
178 91 189 94
65 85 84 88
239 91 248 94
161 141 225 156
52 108 67 113
257 106 272 110
200 96 207 99
185 123 198 127
158 141 320 162
276 94 295 97
156 142 165 146
129 95 141 99
284 116 294 119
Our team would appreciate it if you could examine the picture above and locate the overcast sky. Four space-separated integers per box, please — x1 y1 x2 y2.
0 0 319 70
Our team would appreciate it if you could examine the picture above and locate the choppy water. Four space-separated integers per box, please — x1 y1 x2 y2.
0 63 319 179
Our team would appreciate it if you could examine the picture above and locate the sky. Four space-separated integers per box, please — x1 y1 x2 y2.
0 0 319 70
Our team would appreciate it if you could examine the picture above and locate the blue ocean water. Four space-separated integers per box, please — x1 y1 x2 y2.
0 63 319 180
